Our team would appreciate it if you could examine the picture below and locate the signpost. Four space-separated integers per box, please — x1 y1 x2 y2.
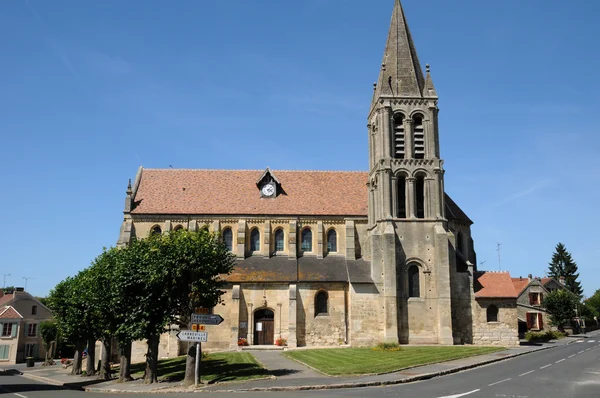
177 310 225 387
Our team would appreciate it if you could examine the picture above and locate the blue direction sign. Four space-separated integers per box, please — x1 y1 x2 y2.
192 314 224 325
176 330 208 342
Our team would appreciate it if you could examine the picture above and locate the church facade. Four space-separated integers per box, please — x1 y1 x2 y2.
118 0 519 355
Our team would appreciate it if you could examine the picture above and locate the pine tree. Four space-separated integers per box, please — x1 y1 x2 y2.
548 242 583 297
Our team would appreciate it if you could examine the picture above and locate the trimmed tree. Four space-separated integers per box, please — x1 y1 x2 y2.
543 290 579 331
39 320 58 366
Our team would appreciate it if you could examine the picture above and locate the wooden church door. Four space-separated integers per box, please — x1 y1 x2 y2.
254 309 275 345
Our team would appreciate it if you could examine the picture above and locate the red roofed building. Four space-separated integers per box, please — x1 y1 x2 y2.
512 275 567 335
117 1 519 358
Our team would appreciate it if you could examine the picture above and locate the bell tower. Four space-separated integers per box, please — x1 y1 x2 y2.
368 0 453 345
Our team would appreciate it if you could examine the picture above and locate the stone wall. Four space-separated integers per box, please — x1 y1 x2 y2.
297 283 346 346
348 283 382 346
472 298 519 347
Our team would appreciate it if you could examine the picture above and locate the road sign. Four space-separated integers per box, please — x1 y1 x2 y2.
191 324 206 331
195 307 210 315
192 314 224 325
177 330 208 342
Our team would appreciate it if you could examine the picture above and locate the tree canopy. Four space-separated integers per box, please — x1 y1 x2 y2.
547 243 583 297
543 290 579 329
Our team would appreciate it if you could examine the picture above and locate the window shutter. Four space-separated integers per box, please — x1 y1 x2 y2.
529 293 534 305
11 323 18 337
24 322 28 337
538 313 543 330
34 344 39 359
0 322 3 334
526 313 533 329
539 293 543 303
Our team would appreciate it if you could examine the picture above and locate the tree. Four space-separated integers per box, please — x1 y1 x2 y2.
548 243 583 297
39 320 58 366
543 290 579 330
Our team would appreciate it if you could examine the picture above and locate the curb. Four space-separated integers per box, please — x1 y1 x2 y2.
201 346 556 393
18 372 83 391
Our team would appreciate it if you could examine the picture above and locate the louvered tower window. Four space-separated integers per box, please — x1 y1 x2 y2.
413 115 425 159
415 176 425 219
393 114 405 159
397 176 407 218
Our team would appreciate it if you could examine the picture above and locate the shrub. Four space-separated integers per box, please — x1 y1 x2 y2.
275 338 287 347
237 338 249 346
525 330 565 341
372 342 402 351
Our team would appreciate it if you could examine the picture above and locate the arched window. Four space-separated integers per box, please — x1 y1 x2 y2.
222 228 233 251
415 175 425 219
393 114 405 159
326 229 337 253
173 225 184 231
250 229 260 252
487 305 499 322
150 226 162 236
397 175 407 218
274 229 284 252
408 265 420 298
315 291 328 316
301 228 312 252
456 231 464 254
413 114 425 159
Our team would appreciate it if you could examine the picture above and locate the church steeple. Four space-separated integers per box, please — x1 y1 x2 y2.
371 0 426 113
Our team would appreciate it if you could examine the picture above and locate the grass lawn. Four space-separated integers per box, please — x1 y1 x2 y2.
284 346 505 376
127 352 269 384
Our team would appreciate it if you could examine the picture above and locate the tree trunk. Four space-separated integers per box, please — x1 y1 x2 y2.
118 341 133 382
99 338 112 380
183 343 196 386
86 338 96 376
71 342 85 375
144 335 159 384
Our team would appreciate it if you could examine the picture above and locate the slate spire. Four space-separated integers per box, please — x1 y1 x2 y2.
371 0 426 111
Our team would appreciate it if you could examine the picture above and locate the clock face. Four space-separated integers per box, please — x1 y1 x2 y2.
262 184 275 196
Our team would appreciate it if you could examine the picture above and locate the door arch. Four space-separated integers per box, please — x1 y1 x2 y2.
254 308 275 345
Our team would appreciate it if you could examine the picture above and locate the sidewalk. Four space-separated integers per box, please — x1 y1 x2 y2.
5 331 596 394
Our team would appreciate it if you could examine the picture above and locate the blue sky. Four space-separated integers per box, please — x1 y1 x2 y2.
1 0 598 298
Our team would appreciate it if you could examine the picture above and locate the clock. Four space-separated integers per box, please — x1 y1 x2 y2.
261 184 275 197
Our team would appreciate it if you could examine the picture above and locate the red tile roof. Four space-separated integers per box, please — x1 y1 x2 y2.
131 169 369 216
511 278 530 295
0 306 23 319
475 271 518 298
0 294 13 306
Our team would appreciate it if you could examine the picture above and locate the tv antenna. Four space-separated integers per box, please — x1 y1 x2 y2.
2 273 10 288
22 277 35 291
479 261 487 268
496 242 503 271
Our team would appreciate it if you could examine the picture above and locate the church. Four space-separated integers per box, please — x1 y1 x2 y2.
117 0 519 355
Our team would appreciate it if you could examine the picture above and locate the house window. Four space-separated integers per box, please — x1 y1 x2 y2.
1 323 13 337
250 229 260 252
327 229 337 253
529 292 542 306
408 265 420 298
222 228 233 251
527 313 543 330
397 176 407 218
487 305 498 322
28 324 37 337
413 114 425 159
301 228 312 252
150 226 162 236
393 114 405 159
274 229 284 252
25 344 36 358
32 305 37 315
0 345 9 360
315 291 328 316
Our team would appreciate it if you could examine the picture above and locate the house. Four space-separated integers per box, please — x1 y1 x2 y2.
512 275 566 335
118 0 521 360
0 288 53 364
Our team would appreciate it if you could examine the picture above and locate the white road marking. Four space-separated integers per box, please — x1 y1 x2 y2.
519 370 535 376
569 354 576 358
585 371 600 375
540 364 552 369
436 389 481 398
555 359 565 363
585 348 591 351
14 394 28 398
577 340 584 343
578 350 585 354
489 378 511 386
589 340 595 343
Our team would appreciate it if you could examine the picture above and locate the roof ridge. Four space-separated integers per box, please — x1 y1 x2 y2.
143 168 368 173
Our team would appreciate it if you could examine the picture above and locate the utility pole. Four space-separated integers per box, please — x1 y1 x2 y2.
2 273 10 288
22 277 35 291
496 243 502 271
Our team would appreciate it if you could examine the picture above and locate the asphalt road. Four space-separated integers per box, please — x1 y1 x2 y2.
1 337 599 397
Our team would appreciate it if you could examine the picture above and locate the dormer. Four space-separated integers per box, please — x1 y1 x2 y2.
256 167 281 199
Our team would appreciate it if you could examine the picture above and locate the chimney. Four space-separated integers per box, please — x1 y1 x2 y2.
519 276 522 281
528 274 532 281
559 276 565 285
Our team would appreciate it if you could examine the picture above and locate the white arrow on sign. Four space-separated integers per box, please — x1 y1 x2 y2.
177 330 208 342
192 314 224 325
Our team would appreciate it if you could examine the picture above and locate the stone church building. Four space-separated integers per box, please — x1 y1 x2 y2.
118 0 519 356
